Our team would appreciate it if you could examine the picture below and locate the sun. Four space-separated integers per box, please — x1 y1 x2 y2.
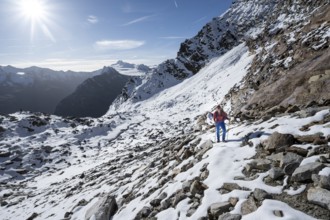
19 0 46 20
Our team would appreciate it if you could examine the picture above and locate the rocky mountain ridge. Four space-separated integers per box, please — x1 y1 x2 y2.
54 67 131 118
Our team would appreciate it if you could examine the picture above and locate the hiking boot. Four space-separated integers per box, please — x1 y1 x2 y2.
217 140 220 143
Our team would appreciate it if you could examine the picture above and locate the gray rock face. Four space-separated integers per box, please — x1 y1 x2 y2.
267 152 303 168
208 202 232 218
292 162 325 182
84 195 117 220
307 187 330 210
136 206 152 219
253 188 271 201
55 67 131 118
269 167 285 180
218 213 242 220
190 180 208 196
312 174 330 190
0 151 10 157
196 140 213 160
284 161 301 175
245 159 272 172
241 197 257 215
265 132 296 152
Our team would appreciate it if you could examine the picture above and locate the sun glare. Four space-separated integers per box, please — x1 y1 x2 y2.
20 0 46 20
15 0 56 42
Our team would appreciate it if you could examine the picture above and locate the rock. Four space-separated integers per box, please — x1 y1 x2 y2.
267 152 302 168
253 188 271 201
229 197 239 206
292 162 325 182
313 174 330 190
186 208 196 217
190 180 208 196
307 187 330 210
158 192 167 201
26 212 38 220
269 167 285 180
84 195 118 220
196 140 213 160
241 197 258 215
273 210 284 217
208 202 232 218
150 198 161 207
15 169 29 174
182 181 192 192
1 201 8 207
172 191 187 206
220 183 242 191
313 137 328 145
266 132 296 152
308 145 329 157
136 206 152 218
160 199 171 210
284 161 301 175
295 133 322 143
218 213 242 220
287 146 308 157
0 151 10 157
245 159 272 172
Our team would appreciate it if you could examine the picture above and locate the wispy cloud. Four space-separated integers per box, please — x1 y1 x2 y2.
87 15 98 24
193 16 207 24
160 36 186 40
174 0 178 8
95 40 145 50
122 15 152 26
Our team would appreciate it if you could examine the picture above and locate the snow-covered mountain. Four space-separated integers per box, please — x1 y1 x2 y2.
0 66 101 114
54 67 131 118
0 0 329 220
111 60 152 76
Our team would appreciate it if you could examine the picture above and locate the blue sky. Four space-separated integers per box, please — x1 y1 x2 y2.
0 0 232 71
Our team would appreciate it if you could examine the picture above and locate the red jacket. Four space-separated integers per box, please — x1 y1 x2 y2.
213 111 228 123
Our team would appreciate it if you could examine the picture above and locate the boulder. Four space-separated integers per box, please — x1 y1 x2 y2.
135 206 152 219
220 183 242 192
292 162 325 182
196 140 213 160
287 146 308 157
307 187 330 210
172 191 187 206
312 174 330 190
241 197 258 215
295 133 323 143
84 195 118 220
228 197 239 206
253 188 271 201
0 151 10 157
245 159 272 172
284 161 301 175
190 180 208 196
267 152 303 168
218 213 242 220
265 132 296 152
269 167 285 180
208 202 232 218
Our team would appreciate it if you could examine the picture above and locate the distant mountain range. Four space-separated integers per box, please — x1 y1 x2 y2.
0 61 151 117
54 67 131 118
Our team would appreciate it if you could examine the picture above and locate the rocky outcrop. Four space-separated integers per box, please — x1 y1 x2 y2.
55 67 130 118
223 1 330 119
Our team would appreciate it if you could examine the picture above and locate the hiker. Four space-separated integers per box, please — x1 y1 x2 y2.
213 105 229 143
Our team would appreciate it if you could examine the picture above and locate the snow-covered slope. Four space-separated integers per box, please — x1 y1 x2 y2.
1 42 329 219
0 0 329 220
